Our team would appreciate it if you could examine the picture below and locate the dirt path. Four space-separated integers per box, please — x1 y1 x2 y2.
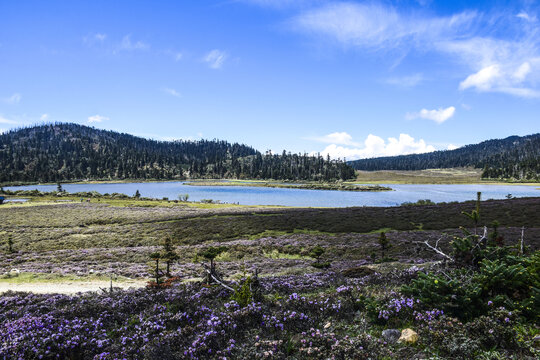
0 280 147 295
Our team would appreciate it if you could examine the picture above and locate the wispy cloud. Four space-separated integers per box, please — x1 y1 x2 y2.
203 49 227 69
291 3 540 99
83 33 108 46
0 115 19 124
239 0 318 9
40 114 49 121
441 36 540 98
88 115 109 123
385 73 425 87
516 12 537 22
312 133 436 160
94 33 107 41
406 106 456 124
174 52 183 61
2 93 21 104
293 3 476 50
118 35 149 51
163 88 182 98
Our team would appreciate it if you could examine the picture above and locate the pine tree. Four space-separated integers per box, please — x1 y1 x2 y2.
161 236 179 277
378 232 391 260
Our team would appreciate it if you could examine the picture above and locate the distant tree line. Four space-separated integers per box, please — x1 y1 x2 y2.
0 123 355 183
347 134 540 181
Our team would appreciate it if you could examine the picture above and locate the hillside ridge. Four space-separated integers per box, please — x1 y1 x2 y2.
347 133 540 180
0 123 355 183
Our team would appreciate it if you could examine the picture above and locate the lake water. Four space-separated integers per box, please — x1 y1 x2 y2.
4 182 539 207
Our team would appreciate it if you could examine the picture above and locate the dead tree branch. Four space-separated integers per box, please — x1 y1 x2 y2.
424 236 454 262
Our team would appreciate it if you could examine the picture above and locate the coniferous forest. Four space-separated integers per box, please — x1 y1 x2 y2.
348 134 540 181
0 123 355 183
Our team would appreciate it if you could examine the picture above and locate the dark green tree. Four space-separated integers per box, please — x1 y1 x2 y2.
161 236 179 277
200 246 227 283
134 189 141 199
149 252 163 285
310 245 325 262
7 235 13 253
462 191 481 234
378 232 391 260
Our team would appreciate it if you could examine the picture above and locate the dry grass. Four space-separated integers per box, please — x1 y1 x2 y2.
353 168 485 184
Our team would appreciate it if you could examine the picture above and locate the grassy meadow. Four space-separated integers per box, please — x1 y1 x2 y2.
1 195 540 359
1 196 539 280
353 168 540 184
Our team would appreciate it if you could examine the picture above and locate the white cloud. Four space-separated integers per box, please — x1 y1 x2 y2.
40 114 49 121
174 52 183 61
438 32 540 98
163 88 182 98
118 35 149 51
3 93 21 104
0 129 5 134
456 60 540 98
459 64 501 91
447 144 459 150
203 49 227 69
385 73 425 87
311 133 436 160
308 131 361 146
88 115 109 123
0 115 18 124
406 106 456 124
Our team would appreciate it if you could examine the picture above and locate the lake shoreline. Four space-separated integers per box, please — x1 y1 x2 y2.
3 181 539 208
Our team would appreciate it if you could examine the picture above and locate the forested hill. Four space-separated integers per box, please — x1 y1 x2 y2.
348 134 540 181
0 123 355 183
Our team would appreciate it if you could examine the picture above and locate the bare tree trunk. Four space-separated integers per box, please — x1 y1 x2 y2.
520 226 525 255
155 259 160 284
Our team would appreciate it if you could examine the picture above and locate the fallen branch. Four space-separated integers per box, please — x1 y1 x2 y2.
200 262 235 292
424 236 454 262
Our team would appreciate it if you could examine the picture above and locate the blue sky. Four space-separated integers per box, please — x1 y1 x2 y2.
1 0 539 160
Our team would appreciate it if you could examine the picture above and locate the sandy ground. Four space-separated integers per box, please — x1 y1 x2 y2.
0 280 147 295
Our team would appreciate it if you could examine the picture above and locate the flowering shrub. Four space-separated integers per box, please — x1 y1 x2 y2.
414 307 531 359
0 274 359 359
0 268 537 359
376 296 418 326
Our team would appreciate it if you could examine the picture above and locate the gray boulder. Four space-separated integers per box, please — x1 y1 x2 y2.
381 329 401 344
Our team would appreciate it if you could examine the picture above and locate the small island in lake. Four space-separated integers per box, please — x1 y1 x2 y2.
183 180 393 192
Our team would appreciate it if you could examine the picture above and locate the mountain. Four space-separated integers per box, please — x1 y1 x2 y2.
347 134 540 181
0 123 355 183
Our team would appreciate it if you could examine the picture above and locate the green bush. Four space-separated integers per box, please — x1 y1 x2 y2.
403 251 540 321
231 276 254 307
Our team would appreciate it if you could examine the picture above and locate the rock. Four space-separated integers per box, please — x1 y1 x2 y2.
9 269 20 276
341 266 375 278
381 329 401 344
324 322 332 329
398 328 419 345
